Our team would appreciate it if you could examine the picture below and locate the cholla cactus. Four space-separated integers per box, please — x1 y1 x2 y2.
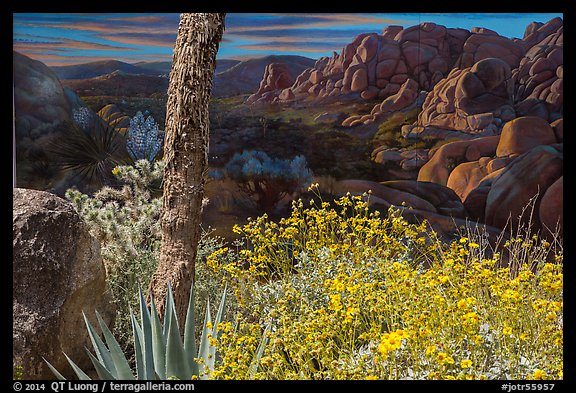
66 159 164 349
126 111 164 162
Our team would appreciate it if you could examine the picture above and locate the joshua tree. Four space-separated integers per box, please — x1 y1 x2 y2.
148 13 226 325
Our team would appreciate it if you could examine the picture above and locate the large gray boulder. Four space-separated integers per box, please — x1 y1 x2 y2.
13 188 114 379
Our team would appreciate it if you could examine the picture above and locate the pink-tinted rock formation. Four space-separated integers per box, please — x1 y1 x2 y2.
405 57 515 137
455 28 525 69
415 115 563 236
513 17 563 122
495 116 558 157
539 176 563 236
371 147 430 180
484 144 562 231
246 62 295 105
417 136 500 185
248 22 470 107
342 79 421 127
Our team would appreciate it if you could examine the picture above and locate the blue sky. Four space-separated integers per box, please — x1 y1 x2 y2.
13 13 563 66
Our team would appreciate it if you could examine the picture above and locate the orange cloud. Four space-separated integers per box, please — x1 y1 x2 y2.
18 21 176 35
226 33 348 44
226 13 409 33
95 34 175 48
107 15 168 23
13 35 136 52
236 44 333 53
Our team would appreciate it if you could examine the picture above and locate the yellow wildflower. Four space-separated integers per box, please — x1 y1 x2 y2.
533 369 546 380
461 359 472 368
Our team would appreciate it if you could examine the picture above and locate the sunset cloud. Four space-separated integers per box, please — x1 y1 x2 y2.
95 33 177 48
225 13 410 33
13 34 136 52
13 13 562 66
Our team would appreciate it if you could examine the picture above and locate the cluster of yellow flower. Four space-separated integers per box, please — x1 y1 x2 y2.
207 192 563 380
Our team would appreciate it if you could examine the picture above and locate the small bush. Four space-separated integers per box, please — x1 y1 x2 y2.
67 160 235 353
13 363 23 380
66 160 164 350
207 188 563 380
224 150 313 215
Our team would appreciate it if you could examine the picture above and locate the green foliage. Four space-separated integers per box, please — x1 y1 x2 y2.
13 363 23 380
44 282 229 380
66 160 237 357
66 160 164 352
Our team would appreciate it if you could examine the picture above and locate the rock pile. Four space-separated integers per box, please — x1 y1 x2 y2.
513 17 563 122
416 116 562 237
246 63 295 105
247 22 470 107
404 57 515 137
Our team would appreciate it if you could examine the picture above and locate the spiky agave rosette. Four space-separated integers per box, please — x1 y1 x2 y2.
44 283 241 380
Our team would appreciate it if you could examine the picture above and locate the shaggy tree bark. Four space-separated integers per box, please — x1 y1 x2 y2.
149 13 225 324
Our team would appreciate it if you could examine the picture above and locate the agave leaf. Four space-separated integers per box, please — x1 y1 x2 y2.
165 297 192 379
63 353 92 380
163 282 176 338
149 294 166 379
85 349 116 380
82 311 117 376
197 299 212 380
43 357 67 380
183 282 198 376
248 323 271 377
131 312 145 379
95 311 135 380
206 286 227 371
138 287 156 379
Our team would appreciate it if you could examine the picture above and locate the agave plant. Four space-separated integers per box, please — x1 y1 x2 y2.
44 283 228 380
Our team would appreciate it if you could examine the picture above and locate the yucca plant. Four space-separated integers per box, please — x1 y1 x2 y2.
48 119 130 193
44 282 227 380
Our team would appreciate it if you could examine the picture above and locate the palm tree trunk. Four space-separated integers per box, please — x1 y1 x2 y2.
149 13 225 325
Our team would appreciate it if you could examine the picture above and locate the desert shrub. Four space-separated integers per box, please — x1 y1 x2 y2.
224 150 313 215
207 187 563 380
66 160 235 352
66 159 164 349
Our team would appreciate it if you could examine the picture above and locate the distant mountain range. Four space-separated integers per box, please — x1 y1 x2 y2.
51 60 160 80
59 70 169 98
49 55 316 98
212 55 316 97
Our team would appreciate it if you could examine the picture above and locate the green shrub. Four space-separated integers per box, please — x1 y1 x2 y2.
66 160 236 355
224 150 313 215
66 160 163 351
13 363 23 380
48 118 130 193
